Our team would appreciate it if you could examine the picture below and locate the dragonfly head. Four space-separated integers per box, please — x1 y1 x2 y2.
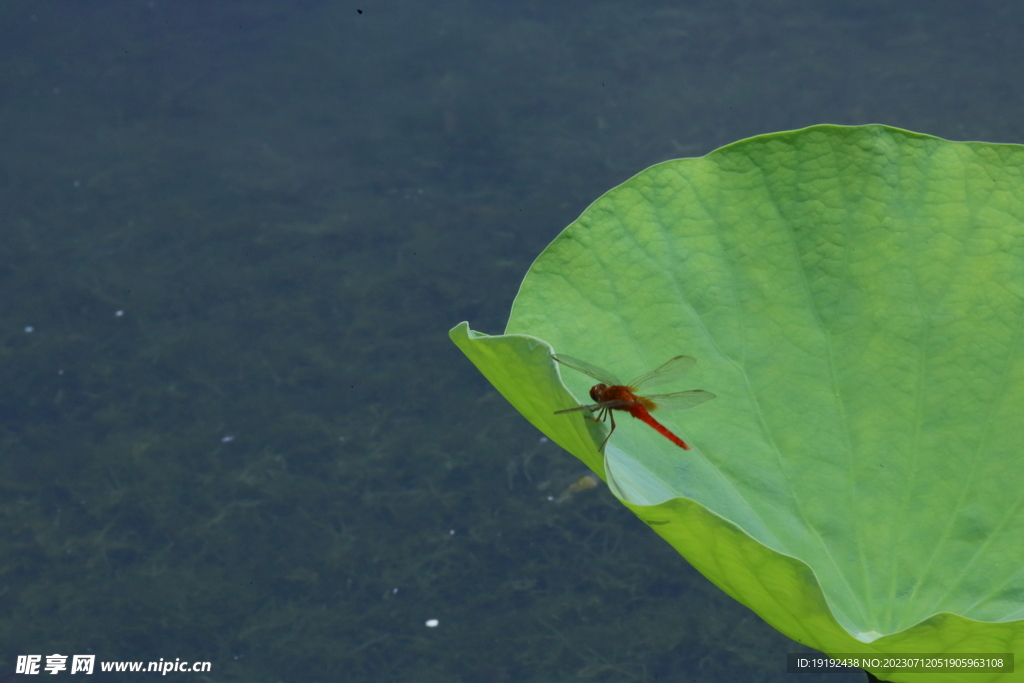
588 383 608 402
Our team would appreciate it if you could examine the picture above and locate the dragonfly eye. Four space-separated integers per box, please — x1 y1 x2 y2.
589 384 608 401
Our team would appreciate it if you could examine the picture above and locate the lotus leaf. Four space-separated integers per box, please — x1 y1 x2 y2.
450 124 1024 682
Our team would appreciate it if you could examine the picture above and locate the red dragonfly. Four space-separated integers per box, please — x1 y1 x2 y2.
552 354 715 451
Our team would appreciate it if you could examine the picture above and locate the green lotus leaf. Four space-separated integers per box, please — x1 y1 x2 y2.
450 124 1024 682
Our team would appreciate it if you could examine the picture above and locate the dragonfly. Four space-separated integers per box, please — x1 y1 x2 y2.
552 353 715 451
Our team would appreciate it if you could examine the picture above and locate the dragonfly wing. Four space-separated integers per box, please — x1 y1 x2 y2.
629 355 697 390
644 389 716 411
552 353 623 385
554 404 594 414
555 398 636 414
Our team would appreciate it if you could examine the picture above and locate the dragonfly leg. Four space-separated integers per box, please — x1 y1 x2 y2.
598 411 617 452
